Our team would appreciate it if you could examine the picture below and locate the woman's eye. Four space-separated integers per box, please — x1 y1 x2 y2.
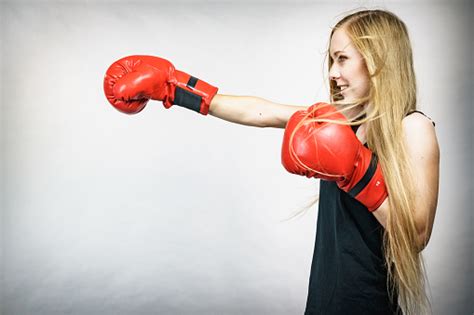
337 56 347 62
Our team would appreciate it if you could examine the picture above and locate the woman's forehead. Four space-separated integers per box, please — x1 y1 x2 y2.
330 29 354 55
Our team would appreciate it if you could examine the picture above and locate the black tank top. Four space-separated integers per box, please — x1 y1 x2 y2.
304 111 435 315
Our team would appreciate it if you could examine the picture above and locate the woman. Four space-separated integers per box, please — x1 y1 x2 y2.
104 9 439 315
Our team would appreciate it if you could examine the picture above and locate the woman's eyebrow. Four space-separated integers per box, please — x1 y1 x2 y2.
330 50 345 58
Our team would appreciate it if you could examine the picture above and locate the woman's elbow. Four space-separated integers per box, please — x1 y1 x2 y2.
416 232 431 252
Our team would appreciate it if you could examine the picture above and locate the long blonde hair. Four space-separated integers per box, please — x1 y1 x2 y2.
283 9 431 315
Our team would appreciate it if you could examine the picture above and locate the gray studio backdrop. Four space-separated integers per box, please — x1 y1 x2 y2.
0 1 472 314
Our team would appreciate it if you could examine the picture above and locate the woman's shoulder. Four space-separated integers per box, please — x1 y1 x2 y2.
402 111 439 159
404 110 436 127
402 111 436 137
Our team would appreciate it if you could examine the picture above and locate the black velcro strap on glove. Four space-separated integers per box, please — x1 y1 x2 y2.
173 76 202 113
174 87 202 113
348 152 378 198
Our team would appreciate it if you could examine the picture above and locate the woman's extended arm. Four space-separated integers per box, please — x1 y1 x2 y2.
103 55 308 125
209 94 308 128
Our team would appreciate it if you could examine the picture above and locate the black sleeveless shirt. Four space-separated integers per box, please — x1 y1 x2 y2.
304 111 435 315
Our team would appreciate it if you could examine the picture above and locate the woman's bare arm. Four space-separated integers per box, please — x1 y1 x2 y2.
209 94 308 128
372 113 440 252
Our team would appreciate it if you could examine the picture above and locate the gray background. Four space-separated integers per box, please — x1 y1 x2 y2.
0 0 472 314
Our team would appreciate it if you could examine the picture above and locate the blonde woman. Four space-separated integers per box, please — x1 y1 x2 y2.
104 9 439 315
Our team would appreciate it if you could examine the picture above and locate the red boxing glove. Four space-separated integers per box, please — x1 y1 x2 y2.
281 103 388 212
103 55 218 115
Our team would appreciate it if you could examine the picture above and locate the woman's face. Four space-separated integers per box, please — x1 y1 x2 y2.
329 28 370 103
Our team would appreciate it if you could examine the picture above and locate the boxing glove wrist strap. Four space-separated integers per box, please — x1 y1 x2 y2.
173 75 218 115
347 153 379 198
346 153 388 212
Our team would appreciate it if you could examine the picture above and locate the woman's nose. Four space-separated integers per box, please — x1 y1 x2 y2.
329 67 340 81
